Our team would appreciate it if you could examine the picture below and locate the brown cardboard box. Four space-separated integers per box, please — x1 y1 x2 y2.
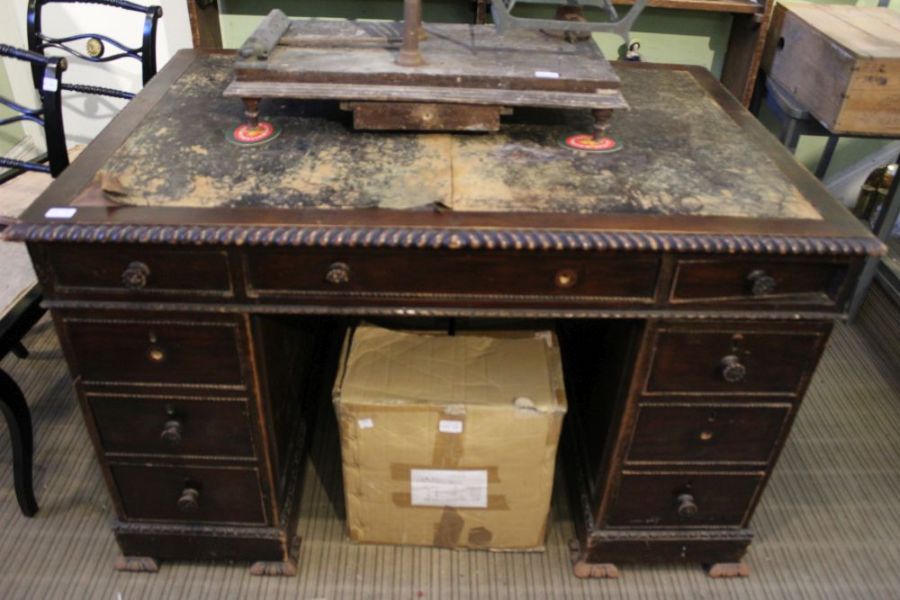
332 325 567 550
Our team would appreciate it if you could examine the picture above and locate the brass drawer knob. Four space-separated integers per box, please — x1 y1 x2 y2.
325 262 350 285
147 346 166 363
676 493 698 518
121 261 150 290
177 487 200 513
721 355 746 383
747 269 776 296
554 268 578 289
160 420 183 444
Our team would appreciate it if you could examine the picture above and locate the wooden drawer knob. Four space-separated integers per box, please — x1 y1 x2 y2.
177 487 200 513
160 420 183 444
325 262 350 285
676 493 698 518
747 269 775 296
121 261 150 290
720 355 746 383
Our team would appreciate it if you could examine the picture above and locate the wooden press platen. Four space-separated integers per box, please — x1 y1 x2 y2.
224 10 628 132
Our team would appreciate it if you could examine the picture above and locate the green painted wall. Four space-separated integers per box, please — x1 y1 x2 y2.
219 2 733 76
0 59 26 157
219 0 899 178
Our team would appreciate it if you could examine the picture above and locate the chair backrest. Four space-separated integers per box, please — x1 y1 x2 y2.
0 44 69 177
27 0 163 100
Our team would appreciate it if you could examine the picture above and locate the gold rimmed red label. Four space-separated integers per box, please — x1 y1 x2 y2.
562 134 621 153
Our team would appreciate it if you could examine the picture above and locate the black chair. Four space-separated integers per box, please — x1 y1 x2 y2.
27 0 163 102
1 44 71 517
0 290 45 518
0 44 68 177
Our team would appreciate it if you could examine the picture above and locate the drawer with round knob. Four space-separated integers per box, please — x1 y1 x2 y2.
42 244 233 299
109 463 267 525
62 317 247 387
606 472 764 527
242 247 661 307
668 257 851 308
625 404 791 465
87 394 255 458
644 322 830 396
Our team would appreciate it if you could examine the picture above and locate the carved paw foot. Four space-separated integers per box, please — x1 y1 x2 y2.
249 558 298 577
114 556 160 573
705 562 751 578
573 560 620 579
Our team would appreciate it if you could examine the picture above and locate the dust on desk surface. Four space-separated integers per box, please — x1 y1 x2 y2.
94 55 820 220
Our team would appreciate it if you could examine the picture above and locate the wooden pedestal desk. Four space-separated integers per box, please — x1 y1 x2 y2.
4 50 882 578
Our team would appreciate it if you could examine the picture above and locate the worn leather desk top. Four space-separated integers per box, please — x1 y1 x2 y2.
87 54 818 219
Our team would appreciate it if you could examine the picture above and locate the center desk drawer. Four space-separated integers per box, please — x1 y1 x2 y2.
88 394 254 457
243 248 660 302
110 463 267 525
44 244 233 298
63 317 246 387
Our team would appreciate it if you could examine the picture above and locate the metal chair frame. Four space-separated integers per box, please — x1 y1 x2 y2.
27 0 163 101
0 44 69 177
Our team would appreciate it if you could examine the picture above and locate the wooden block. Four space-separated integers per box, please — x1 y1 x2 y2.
345 102 503 132
762 4 900 136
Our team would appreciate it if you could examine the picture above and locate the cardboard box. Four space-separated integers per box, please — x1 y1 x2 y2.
332 325 567 550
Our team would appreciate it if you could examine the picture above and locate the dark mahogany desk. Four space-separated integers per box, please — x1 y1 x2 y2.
5 50 882 578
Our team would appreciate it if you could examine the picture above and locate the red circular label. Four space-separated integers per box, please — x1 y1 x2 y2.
564 134 619 152
231 121 277 144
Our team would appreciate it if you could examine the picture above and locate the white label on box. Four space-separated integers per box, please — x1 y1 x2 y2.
410 469 488 508
534 70 560 79
357 418 374 430
438 420 463 434
45 207 77 219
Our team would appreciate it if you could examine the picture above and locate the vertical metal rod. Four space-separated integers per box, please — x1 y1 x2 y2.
396 0 424 67
814 135 839 180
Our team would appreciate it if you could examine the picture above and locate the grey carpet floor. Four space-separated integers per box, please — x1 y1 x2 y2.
1 286 899 600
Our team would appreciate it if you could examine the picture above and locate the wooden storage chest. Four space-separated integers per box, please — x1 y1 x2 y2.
762 3 900 136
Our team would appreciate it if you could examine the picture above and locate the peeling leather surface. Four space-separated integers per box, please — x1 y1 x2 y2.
99 55 820 220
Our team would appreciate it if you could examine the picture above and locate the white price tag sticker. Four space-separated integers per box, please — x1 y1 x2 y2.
438 420 463 434
534 70 560 79
45 207 77 219
411 469 488 508
357 418 374 430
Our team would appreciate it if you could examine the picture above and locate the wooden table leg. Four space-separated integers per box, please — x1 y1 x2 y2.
0 368 38 517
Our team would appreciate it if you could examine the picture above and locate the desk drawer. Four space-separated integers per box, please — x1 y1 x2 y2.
64 317 246 387
669 258 849 306
110 463 267 525
88 394 254 457
244 248 660 303
607 472 763 527
45 244 233 297
626 404 790 464
645 325 827 395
